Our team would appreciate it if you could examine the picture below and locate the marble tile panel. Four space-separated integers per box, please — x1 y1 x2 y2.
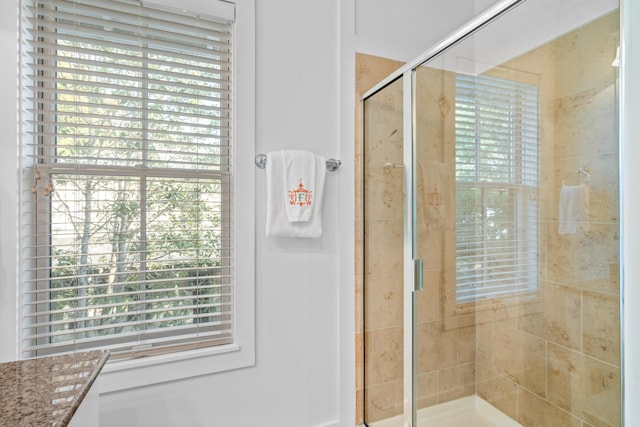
538 147 558 221
355 273 363 332
442 229 457 272
364 219 403 275
355 53 404 98
493 323 547 397
355 389 364 426
545 222 619 295
368 327 404 385
416 371 439 410
547 344 621 427
364 161 404 221
477 363 518 421
457 324 476 364
580 153 619 223
518 387 582 427
355 52 406 427
551 83 618 161
364 379 403 423
552 50 615 104
355 219 363 274
355 159 363 221
457 312 476 328
414 69 455 164
443 315 459 332
582 290 620 366
363 119 403 171
415 230 444 272
438 362 476 403
517 283 581 350
551 11 619 100
364 272 403 331
356 332 364 390
416 159 455 234
476 321 493 368
475 299 518 327
441 268 459 319
363 112 403 203
364 331 373 386
416 320 458 374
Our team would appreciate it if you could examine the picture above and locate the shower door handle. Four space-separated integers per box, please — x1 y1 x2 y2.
414 258 424 291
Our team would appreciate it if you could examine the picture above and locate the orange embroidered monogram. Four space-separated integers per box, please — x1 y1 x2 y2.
427 187 443 207
289 179 313 206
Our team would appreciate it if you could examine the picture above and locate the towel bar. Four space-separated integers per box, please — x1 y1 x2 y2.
577 166 591 182
255 154 341 172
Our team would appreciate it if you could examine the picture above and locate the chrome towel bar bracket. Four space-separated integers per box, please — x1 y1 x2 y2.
255 154 341 172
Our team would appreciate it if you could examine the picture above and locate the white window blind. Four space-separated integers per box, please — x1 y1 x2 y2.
454 73 539 304
22 0 234 359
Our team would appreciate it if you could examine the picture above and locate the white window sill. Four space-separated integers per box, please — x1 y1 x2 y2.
99 343 253 393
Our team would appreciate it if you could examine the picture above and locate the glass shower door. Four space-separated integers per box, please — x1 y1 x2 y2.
411 1 621 425
412 62 477 422
361 1 621 426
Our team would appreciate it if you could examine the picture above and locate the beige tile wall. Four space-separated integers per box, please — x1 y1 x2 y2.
413 64 478 410
361 74 405 424
357 55 480 425
477 11 621 427
355 53 404 425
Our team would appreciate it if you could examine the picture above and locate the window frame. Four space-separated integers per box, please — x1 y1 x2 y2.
19 0 255 389
454 71 540 305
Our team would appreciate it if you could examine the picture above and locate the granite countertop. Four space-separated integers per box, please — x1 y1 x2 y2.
0 350 109 427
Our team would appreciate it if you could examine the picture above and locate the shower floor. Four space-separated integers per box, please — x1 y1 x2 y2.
367 395 521 427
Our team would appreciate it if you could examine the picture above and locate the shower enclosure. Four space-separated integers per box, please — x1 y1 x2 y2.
360 0 622 425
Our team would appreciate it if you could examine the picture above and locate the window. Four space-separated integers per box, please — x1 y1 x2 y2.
454 73 539 304
22 0 236 359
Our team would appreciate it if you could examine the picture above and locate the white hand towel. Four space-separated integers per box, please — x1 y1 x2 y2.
558 183 589 235
265 151 326 238
282 150 316 222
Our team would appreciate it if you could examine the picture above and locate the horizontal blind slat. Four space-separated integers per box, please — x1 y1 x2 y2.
26 330 233 355
29 7 232 45
28 0 234 29
27 318 233 344
26 303 233 327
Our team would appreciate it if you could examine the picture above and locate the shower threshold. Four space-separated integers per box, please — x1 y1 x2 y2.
367 395 521 427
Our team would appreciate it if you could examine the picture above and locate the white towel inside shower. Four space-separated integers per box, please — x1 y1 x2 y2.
558 183 589 235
